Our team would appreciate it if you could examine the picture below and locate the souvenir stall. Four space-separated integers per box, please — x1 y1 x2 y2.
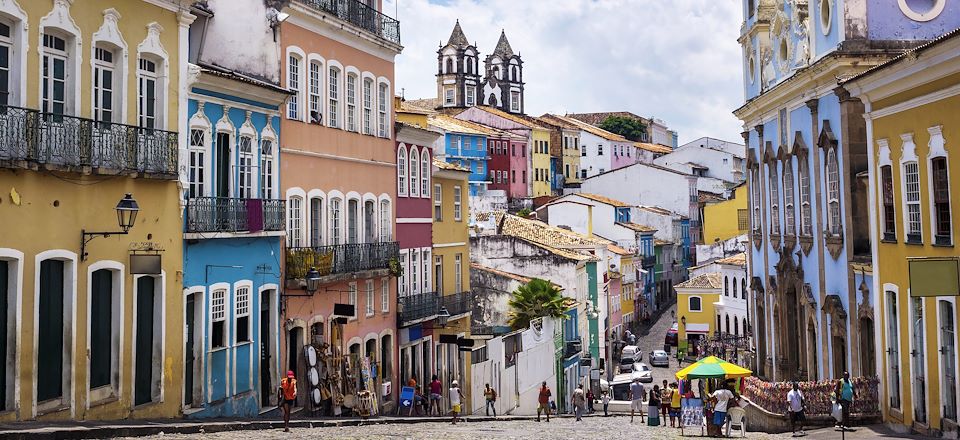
302 342 380 417
675 356 752 436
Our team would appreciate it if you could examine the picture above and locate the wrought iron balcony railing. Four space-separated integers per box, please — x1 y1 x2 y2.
441 291 471 317
298 0 401 45
398 291 439 326
185 197 285 233
642 255 656 268
286 241 399 280
0 105 177 177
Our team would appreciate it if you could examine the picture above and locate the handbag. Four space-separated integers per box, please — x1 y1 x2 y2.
831 402 842 421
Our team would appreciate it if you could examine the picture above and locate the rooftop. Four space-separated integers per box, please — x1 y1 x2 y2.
607 243 632 256
536 113 583 130
675 273 723 290
405 98 441 112
634 142 673 154
429 114 497 136
478 212 607 261
716 252 747 267
470 106 550 130
572 193 633 208
433 158 470 172
470 263 532 284
638 205 678 216
565 111 651 127
550 113 629 143
616 222 657 233
398 99 435 115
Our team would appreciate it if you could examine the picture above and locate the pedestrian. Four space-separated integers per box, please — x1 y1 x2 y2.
536 381 552 422
429 374 443 416
407 376 417 388
648 385 661 426
413 385 427 415
660 379 670 423
586 388 595 413
629 377 645 423
484 383 497 417
601 390 611 416
709 382 735 432
836 372 855 429
572 384 586 422
787 381 806 437
669 382 681 428
449 380 464 425
277 370 297 432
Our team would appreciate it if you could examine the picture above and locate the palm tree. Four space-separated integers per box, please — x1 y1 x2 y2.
507 278 569 330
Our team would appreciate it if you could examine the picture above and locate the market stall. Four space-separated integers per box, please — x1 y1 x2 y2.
675 356 752 436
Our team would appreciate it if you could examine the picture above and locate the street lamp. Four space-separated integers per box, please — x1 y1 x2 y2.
435 306 450 328
81 193 140 261
305 267 321 294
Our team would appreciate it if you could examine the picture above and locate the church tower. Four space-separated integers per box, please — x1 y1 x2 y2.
436 20 481 109
482 30 524 114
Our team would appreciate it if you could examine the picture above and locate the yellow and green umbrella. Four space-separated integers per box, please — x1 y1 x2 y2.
675 356 752 380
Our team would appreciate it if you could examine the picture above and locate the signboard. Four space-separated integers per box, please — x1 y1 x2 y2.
130 254 161 274
909 258 960 297
400 386 415 409
439 334 458 344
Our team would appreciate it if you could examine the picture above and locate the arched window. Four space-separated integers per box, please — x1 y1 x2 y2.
783 160 795 234
362 78 373 135
347 199 359 244
379 200 391 241
769 163 780 234
378 82 389 137
308 59 322 123
725 314 730 334
397 146 407 196
689 296 702 312
288 54 301 119
732 277 738 298
826 149 842 235
741 278 747 299
752 169 761 232
881 164 896 239
409 148 420 197
799 158 812 235
288 195 303 247
420 149 430 197
929 126 951 244
744 317 748 334
346 73 357 131
309 196 323 246
329 198 342 244
328 66 340 128
724 276 729 296
92 44 121 122
445 57 453 74
734 318 739 335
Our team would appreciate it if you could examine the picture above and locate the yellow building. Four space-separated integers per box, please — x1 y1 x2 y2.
620 255 636 329
530 127 552 197
395 96 432 128
674 273 722 357
431 158 473 412
845 30 960 435
0 0 186 421
702 183 749 243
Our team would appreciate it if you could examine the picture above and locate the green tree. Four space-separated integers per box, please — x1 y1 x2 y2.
599 116 648 142
507 278 569 330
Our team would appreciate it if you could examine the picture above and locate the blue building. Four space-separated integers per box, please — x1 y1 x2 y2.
180 1 291 417
428 114 491 196
734 0 960 383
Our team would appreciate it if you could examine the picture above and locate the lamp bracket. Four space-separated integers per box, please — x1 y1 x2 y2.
81 229 129 262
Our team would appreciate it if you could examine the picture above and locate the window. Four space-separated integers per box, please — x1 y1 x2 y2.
398 252 408 297
93 46 115 122
42 33 68 116
783 161 795 234
733 277 738 298
434 184 442 221
435 255 443 295
752 169 761 232
444 88 453 105
421 153 430 197
769 163 780 234
288 196 303 247
932 157 951 244
737 209 749 231
346 74 357 131
288 55 301 119
799 159 812 235
364 200 376 243
514 170 518 182
904 161 921 242
598 145 604 155
397 146 407 196
381 278 389 313
329 198 342 244
138 58 158 128
826 149 842 235
881 165 896 239
455 253 462 292
379 201 391 241
365 280 374 316
347 199 359 244
421 249 431 293
188 129 206 198
522 170 526 183
466 86 475 106
238 136 254 198
581 169 587 179
941 300 957 420
260 139 275 198
689 296 702 312
363 78 372 135
235 286 250 343
454 186 462 221
410 149 420 197
886 290 901 409
328 67 339 128
211 289 226 348
724 276 729 296
0 21 12 106
410 250 419 294
308 60 321 123
310 197 323 246
510 90 520 112
89 269 115 391
348 283 357 318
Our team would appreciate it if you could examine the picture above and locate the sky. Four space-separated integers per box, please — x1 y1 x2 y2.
383 0 746 145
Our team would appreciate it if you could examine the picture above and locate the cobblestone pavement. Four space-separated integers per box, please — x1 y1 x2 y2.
633 303 680 387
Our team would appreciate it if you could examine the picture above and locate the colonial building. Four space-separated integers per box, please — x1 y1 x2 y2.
481 30 524 114
279 0 401 414
734 0 959 383
536 114 582 187
436 21 480 109
428 114 492 196
0 0 185 421
844 28 960 435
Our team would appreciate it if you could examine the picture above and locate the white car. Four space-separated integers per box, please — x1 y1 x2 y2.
634 363 653 383
649 350 670 367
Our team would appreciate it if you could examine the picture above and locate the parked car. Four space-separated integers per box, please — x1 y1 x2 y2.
621 345 642 362
619 357 635 373
665 323 678 347
635 363 653 383
649 350 670 367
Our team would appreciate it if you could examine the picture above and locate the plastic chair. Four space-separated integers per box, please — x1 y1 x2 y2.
726 407 746 437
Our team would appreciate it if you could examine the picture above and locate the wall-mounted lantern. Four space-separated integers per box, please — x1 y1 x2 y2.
81 193 139 261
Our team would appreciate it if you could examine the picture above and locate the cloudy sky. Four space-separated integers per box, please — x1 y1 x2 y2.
383 0 745 145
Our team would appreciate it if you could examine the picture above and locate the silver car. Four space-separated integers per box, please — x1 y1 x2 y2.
635 363 653 383
649 350 670 367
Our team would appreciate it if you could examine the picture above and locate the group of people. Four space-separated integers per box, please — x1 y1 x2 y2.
628 379 683 427
785 371 858 437
406 375 466 424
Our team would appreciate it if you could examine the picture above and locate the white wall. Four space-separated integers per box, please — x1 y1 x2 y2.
201 0 280 83
578 130 612 179
575 163 694 217
654 144 743 184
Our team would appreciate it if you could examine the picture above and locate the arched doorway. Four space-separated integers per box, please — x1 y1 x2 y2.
756 301 767 377
806 318 819 381
858 316 876 377
783 285 801 380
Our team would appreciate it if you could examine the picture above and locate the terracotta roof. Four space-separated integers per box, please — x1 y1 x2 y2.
607 244 632 256
716 252 747 266
638 205 676 216
634 142 673 154
429 114 496 136
471 106 550 130
572 193 633 208
699 192 724 204
480 212 606 261
616 222 656 233
471 263 532 284
549 113 629 142
675 273 723 290
654 239 674 246
433 158 470 172
406 98 441 112
566 111 651 127
398 100 434 115
536 114 582 130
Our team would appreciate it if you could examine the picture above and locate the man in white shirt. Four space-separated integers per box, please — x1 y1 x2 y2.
787 381 806 436
629 378 646 423
449 380 464 425
710 383 734 428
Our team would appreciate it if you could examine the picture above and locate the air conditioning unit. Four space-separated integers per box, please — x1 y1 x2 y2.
310 111 323 124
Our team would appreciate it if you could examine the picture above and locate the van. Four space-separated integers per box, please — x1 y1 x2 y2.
621 345 642 362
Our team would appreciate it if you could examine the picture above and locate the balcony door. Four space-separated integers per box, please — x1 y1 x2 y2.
215 132 231 228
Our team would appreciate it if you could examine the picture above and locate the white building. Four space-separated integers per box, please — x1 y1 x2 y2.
574 162 698 225
649 118 672 147
544 114 637 180
688 253 749 338
654 137 746 185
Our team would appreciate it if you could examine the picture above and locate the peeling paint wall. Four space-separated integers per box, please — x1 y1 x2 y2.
198 0 281 83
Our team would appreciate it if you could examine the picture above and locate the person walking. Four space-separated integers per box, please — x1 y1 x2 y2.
278 370 297 432
710 382 735 432
429 375 443 416
484 383 497 417
660 380 670 423
601 390 611 417
787 381 806 437
629 378 645 423
586 388 595 413
669 382 682 428
836 372 856 429
572 385 586 421
449 380 464 425
536 381 552 422
647 385 662 426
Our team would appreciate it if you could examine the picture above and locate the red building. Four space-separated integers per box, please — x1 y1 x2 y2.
484 128 523 195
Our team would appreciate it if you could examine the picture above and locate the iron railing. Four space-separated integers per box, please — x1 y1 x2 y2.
642 256 656 268
298 0 401 45
441 291 471 317
0 105 177 176
285 241 399 280
185 197 286 233
398 291 439 326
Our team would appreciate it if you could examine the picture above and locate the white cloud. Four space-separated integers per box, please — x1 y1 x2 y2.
385 0 745 144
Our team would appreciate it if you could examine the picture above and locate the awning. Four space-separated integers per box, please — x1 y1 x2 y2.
685 323 710 335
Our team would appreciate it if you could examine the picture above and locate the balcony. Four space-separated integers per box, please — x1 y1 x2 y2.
298 0 400 45
185 197 285 233
642 255 656 268
564 339 582 359
441 291 471 318
0 105 177 177
285 241 399 281
398 291 439 327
